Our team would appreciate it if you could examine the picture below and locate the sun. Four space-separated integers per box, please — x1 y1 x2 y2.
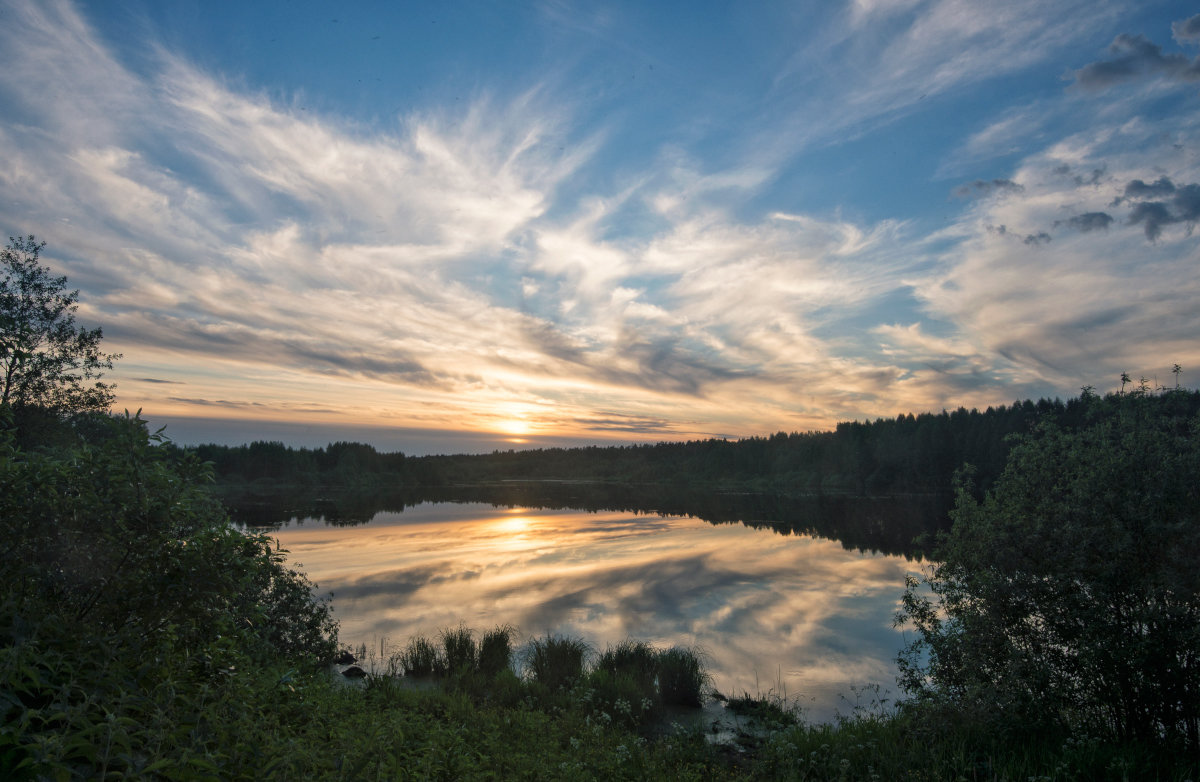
497 418 532 436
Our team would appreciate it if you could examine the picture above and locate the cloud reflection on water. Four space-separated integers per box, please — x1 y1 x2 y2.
271 503 915 720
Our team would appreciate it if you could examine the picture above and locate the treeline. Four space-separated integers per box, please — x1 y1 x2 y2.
222 482 952 559
193 388 1200 496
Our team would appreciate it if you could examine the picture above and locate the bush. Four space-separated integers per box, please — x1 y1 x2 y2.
897 388 1200 749
0 412 340 778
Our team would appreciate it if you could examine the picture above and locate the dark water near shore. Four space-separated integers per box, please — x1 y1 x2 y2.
233 487 946 722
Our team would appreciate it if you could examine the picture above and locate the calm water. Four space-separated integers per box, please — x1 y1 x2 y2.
262 499 927 721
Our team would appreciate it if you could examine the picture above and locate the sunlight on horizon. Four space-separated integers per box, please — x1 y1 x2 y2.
3 0 1197 452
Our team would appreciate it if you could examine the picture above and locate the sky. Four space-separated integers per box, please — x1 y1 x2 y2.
1 0 1198 454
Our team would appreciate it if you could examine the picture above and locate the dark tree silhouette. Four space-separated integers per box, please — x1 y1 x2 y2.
0 235 119 420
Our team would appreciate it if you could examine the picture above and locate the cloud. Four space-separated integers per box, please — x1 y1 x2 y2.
3 0 1198 442
1119 176 1179 200
985 224 1049 245
574 414 678 435
953 179 1025 198
1172 14 1200 44
766 0 1117 164
911 123 1200 392
1072 33 1200 89
1110 176 1200 240
936 107 1047 178
1053 163 1108 187
166 397 340 415
1056 211 1114 232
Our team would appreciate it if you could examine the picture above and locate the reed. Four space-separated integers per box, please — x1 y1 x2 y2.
399 635 439 677
438 625 477 676
656 646 709 707
596 639 659 690
525 634 589 691
477 624 516 678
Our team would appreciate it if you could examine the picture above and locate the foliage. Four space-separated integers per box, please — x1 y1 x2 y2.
0 236 118 423
438 624 478 676
0 412 338 778
399 635 440 677
597 639 660 692
719 691 798 730
478 624 516 678
197 385 1200 507
658 646 711 708
896 386 1200 750
525 634 590 692
750 703 1195 781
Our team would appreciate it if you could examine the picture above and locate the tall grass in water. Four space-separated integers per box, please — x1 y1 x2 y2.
596 639 659 690
438 625 477 676
525 634 589 691
478 625 515 677
657 646 709 707
399 635 439 677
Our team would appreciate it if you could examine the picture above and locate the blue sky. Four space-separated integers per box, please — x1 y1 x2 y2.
1 0 1197 453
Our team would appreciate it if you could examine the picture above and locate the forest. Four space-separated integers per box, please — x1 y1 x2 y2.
194 388 1200 498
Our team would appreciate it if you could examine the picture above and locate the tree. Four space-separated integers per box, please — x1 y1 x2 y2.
0 235 119 420
897 387 1200 749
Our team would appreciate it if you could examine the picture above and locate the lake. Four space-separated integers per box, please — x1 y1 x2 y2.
247 491 939 722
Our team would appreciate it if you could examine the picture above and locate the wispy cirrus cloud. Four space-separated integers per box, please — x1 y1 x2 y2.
781 0 1122 137
2 0 933 437
1 0 1197 447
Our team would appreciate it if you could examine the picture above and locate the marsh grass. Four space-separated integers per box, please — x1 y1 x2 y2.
336 627 1198 780
656 646 709 708
597 640 659 690
719 691 799 730
399 635 440 677
438 625 477 676
524 634 590 692
477 624 515 678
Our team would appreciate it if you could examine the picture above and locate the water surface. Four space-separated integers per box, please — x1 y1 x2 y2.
265 500 924 721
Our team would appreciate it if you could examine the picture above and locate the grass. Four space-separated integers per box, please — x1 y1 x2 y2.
525 633 590 692
657 645 710 707
399 635 439 677
12 615 1196 780
597 639 659 690
477 624 515 678
719 691 799 730
438 624 477 676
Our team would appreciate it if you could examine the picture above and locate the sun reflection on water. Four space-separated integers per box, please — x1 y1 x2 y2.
270 502 917 722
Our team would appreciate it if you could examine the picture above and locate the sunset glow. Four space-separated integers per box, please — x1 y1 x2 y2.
1 1 1196 452
265 503 915 720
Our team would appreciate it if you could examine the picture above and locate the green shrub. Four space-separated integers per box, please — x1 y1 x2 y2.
0 413 341 779
898 387 1200 751
720 691 797 729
